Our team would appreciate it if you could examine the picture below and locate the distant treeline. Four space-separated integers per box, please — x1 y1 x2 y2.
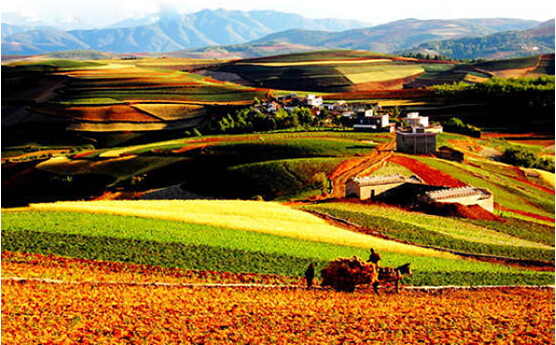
433 76 555 128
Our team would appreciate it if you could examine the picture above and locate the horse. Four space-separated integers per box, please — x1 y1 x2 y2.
372 263 412 294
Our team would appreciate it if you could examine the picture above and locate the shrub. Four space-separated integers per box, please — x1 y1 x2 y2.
533 157 555 172
501 147 554 172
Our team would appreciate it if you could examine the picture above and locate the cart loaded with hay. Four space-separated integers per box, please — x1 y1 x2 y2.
320 256 411 293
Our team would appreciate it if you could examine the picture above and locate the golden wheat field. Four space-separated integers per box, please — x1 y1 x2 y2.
23 200 455 258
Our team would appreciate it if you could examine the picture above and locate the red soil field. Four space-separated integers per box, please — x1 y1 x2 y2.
1 251 301 286
496 204 555 223
388 155 467 187
428 203 503 221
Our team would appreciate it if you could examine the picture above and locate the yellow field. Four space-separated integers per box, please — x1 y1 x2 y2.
240 59 391 67
67 122 167 132
337 65 425 84
131 103 205 120
24 200 456 259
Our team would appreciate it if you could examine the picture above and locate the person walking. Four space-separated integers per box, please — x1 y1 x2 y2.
304 263 315 288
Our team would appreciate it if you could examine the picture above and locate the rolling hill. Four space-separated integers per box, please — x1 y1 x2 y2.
400 19 555 60
177 18 547 60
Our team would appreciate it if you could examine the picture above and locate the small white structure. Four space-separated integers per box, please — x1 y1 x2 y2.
419 186 494 213
405 112 429 128
305 94 323 107
353 114 394 132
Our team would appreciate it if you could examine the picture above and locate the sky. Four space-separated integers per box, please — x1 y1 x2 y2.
2 0 555 29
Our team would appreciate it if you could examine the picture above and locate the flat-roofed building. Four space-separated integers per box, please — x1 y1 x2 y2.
418 186 494 212
396 127 437 154
345 174 423 200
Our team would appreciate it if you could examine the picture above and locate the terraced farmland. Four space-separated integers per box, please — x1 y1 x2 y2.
2 202 553 286
303 202 555 261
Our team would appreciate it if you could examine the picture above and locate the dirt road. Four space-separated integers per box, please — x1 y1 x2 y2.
323 141 396 200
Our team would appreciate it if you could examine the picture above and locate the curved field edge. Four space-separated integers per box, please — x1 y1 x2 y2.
1 211 553 286
11 200 456 259
301 203 555 261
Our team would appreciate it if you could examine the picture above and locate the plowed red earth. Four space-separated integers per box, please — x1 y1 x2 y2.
496 204 555 223
428 203 503 221
1 251 302 286
388 155 467 187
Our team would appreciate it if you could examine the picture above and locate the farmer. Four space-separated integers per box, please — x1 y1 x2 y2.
304 263 315 288
368 248 381 266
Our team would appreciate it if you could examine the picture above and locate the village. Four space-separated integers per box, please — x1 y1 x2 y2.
255 93 493 215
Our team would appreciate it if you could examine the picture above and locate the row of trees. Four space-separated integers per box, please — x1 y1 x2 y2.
210 107 338 135
434 76 555 128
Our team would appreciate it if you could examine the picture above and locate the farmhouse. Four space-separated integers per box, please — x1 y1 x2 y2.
404 112 442 133
405 112 428 128
351 107 395 132
418 186 494 213
305 94 323 107
345 174 423 200
396 127 437 154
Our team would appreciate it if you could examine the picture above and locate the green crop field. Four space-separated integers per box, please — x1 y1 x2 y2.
228 157 343 200
302 203 554 261
2 210 553 286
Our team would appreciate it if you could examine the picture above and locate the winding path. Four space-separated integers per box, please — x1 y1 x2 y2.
323 141 396 200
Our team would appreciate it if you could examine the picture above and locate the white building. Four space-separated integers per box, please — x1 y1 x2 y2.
305 94 323 107
405 112 429 128
419 186 494 213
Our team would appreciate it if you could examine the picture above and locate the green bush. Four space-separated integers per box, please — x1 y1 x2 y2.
501 146 554 172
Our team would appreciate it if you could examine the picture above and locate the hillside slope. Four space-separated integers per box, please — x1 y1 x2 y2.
400 19 555 60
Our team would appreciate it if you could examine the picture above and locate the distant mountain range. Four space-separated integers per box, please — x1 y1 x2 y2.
1 9 370 55
181 18 554 61
398 19 555 60
1 10 552 61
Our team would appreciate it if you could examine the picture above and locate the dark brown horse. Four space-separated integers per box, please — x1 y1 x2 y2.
372 263 412 294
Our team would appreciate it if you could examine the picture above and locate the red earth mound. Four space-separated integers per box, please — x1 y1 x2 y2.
388 155 467 188
423 203 503 221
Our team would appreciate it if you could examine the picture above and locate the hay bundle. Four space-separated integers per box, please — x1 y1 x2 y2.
320 256 378 292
